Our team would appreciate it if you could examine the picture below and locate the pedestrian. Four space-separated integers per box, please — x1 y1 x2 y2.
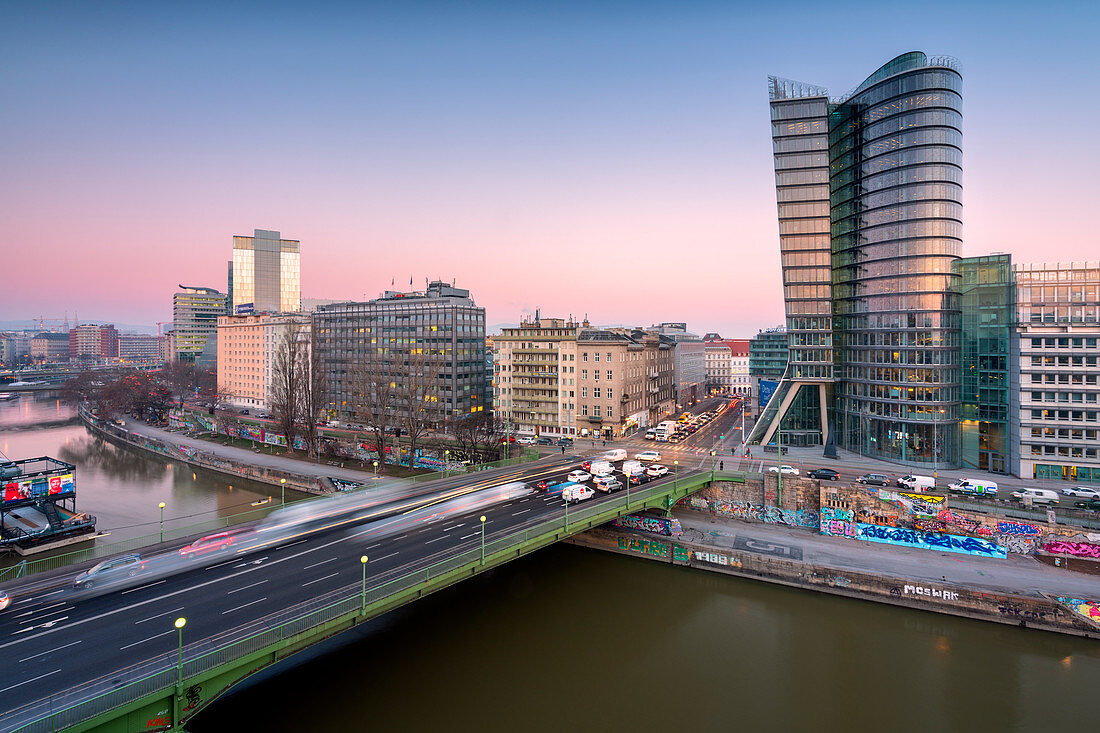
560 446 565 455
720 461 724 471
602 439 606 447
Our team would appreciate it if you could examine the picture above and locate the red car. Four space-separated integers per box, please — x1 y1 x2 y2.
178 528 255 558
536 480 549 491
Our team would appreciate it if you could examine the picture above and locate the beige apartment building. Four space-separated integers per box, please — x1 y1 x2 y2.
217 313 310 411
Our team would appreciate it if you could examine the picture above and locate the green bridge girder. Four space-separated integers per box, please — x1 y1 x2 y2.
11 470 744 733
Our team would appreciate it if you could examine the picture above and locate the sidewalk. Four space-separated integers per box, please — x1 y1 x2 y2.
675 509 1100 599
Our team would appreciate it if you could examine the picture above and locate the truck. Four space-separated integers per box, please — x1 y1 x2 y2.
654 421 677 442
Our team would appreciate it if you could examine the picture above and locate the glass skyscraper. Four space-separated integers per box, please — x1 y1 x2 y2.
232 229 301 313
750 52 964 468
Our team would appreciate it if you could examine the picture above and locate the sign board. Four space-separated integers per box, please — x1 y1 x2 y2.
759 379 779 408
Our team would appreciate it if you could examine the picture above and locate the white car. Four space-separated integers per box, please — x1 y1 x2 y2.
767 465 800 476
1062 486 1100 499
562 485 594 503
635 451 661 462
566 470 592 483
646 464 669 478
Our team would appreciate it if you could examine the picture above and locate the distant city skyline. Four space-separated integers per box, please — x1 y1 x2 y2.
3 2 1098 336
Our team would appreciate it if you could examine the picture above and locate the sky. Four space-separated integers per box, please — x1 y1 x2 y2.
3 1 1099 336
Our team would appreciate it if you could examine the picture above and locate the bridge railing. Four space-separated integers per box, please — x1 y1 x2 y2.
2 470 739 733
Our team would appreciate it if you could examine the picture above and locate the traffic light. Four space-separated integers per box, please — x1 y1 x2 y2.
719 435 724 440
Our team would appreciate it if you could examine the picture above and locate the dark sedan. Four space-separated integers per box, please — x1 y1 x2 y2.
1073 498 1100 511
807 468 840 481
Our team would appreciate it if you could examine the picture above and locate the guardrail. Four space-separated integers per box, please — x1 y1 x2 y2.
0 470 738 733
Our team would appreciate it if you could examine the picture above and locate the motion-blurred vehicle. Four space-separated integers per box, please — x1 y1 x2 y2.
536 437 555 445
768 465 800 476
947 478 998 496
635 451 661 462
1072 498 1100 511
0 590 11 611
1011 488 1059 505
1063 486 1100 499
74 554 148 589
178 528 255 558
557 437 574 447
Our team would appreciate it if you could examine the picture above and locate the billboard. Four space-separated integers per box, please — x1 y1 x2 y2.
234 303 255 315
759 379 779 408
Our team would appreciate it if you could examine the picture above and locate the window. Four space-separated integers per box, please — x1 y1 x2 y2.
593 387 601 398
607 388 613 399
581 387 588 398
582 405 588 416
594 370 600 380
606 353 611 362
607 406 613 418
583 353 588 362
582 369 588 380
607 370 613 380
593 405 601 417
594 353 600 362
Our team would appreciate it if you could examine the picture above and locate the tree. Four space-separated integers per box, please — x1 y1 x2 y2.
400 347 442 470
351 352 398 468
270 321 305 450
297 324 326 459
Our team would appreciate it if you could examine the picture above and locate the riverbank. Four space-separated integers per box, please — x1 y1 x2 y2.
568 512 1100 639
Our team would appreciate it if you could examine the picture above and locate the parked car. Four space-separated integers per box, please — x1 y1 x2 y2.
1011 488 1060 505
74 553 148 589
178 528 255 558
556 437 574 447
1072 498 1100 511
566 470 592 483
562 484 594 503
856 473 889 486
1062 486 1100 499
807 468 839 481
536 437 555 446
948 479 998 496
516 435 537 445
767 465 800 476
646 464 669 478
635 451 661 462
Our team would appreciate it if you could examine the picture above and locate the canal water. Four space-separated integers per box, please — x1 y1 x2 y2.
5 393 1099 731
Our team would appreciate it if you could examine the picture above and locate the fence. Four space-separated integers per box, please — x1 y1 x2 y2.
0 470 733 733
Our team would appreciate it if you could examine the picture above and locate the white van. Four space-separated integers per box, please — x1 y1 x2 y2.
1011 488 1059 505
897 475 936 492
602 449 627 462
589 460 614 477
621 460 645 478
948 478 998 496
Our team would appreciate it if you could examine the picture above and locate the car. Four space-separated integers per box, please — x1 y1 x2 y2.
566 470 592 483
947 479 998 496
516 435 537 445
767 465 800 476
557 437 574 447
628 472 650 485
562 485 594 503
807 468 839 481
594 477 623 493
536 437 554 445
646 464 669 478
499 436 516 444
0 590 10 611
179 529 254 558
581 460 592 471
73 553 148 589
856 473 889 486
536 480 550 491
1063 486 1100 499
1073 498 1100 511
635 451 661 462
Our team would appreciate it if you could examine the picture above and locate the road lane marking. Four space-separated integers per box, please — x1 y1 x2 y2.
18 609 71 626
424 535 449 545
0 669 60 693
511 509 531 516
228 580 268 594
363 543 383 550
136 607 186 625
119 630 173 651
121 579 167 595
459 532 478 540
222 597 267 615
18 640 82 663
301 573 339 587
13 601 68 619
303 558 337 570
373 551 399 562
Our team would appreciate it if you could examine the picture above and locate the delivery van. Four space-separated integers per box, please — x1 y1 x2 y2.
602 449 627 462
621 460 645 478
589 460 614 477
948 478 998 496
897 475 936 492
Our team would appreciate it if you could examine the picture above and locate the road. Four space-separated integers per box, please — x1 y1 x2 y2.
0 454 688 728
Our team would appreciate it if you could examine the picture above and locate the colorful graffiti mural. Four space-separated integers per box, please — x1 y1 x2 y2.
617 536 669 558
902 584 959 602
1044 540 1100 559
856 523 1006 559
704 498 819 529
1054 597 1100 627
612 514 683 536
997 520 1042 536
693 550 743 569
819 506 856 538
933 509 994 537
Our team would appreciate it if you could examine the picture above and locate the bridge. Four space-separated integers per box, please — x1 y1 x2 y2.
0 459 743 733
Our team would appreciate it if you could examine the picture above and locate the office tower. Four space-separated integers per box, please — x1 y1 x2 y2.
232 229 301 313
173 285 227 363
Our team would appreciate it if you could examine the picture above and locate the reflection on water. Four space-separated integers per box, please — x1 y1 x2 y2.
56 435 171 484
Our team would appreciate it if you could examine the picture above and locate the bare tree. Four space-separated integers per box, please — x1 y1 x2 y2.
270 321 305 450
400 347 442 469
474 412 508 461
297 324 326 459
351 352 398 468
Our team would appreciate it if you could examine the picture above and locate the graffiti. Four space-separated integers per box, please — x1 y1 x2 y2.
900 492 945 505
903 584 959 602
617 536 669 558
613 514 683 536
997 534 1037 555
689 496 709 510
997 521 1041 536
889 587 902 597
914 519 946 533
1054 597 1100 625
183 684 203 711
673 546 691 562
819 507 855 537
147 716 170 728
859 510 898 527
704 499 818 529
330 477 363 492
997 605 1048 621
934 509 995 537
830 575 851 588
821 507 853 522
178 445 197 459
1044 540 1100 559
856 523 1007 559
241 426 263 441
693 550 743 569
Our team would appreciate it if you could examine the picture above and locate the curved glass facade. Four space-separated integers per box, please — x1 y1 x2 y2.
830 53 962 465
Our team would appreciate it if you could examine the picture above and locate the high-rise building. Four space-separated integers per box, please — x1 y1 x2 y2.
749 327 789 417
231 230 300 313
69 324 120 361
750 52 963 466
173 285 228 363
313 281 487 426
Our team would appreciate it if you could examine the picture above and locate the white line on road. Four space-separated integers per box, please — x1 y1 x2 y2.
511 509 531 516
303 557 337 570
373 551 399 562
18 608 72 625
278 539 307 549
424 535 449 545
363 543 383 550
459 532 478 540
121 579 167 595
391 534 406 540
135 607 186 625
0 669 60 694
301 573 340 587
228 580 268 595
221 597 268 615
13 601 67 619
18 640 81 663
119 630 173 651
204 559 238 571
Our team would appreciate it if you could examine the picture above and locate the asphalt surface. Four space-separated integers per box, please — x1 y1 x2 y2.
0 454 689 727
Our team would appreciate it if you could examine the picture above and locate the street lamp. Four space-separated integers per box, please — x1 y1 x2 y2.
159 502 166 543
174 617 186 688
444 450 450 478
480 515 487 564
673 460 678 476
360 555 368 613
280 477 286 507
373 460 379 477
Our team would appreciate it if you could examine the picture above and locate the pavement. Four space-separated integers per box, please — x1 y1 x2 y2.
675 510 1100 599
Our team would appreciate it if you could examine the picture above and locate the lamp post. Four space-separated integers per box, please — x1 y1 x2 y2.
776 413 783 506
674 460 678 476
280 477 286 507
480 515 486 564
564 491 569 531
360 555 368 613
444 450 449 478
174 617 186 688
159 502 166 543
373 460 379 477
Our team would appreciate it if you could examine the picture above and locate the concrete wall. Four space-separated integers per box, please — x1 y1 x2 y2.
684 475 821 530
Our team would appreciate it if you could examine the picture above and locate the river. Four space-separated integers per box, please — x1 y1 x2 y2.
4 392 1098 731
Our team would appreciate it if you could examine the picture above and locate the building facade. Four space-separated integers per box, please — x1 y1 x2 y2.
314 281 487 426
648 323 705 408
30 332 70 362
749 328 789 416
232 230 301 313
173 286 228 364
68 324 120 361
1015 261 1100 483
703 337 751 395
752 52 963 465
217 313 312 411
118 333 167 363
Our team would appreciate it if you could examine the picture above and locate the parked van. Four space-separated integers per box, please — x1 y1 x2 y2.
1011 488 1059 505
948 478 998 496
897 475 936 492
589 460 614 477
621 460 645 478
602 449 627 462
